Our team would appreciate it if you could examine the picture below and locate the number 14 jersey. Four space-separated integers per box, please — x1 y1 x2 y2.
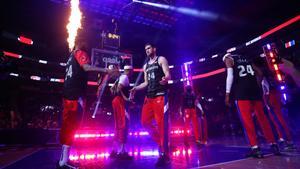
232 55 262 100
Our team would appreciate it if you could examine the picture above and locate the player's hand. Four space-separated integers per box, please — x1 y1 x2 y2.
129 87 136 100
129 99 136 104
225 93 231 107
125 97 135 104
129 87 136 93
159 77 168 85
279 58 295 74
107 67 119 77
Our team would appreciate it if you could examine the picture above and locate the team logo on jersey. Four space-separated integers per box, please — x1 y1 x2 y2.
80 55 88 63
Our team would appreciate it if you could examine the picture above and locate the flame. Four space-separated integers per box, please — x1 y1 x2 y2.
66 0 82 51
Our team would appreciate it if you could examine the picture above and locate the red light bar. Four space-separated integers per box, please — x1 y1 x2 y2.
261 15 300 39
133 68 143 72
192 68 225 80
277 74 282 81
18 36 33 45
88 81 98 86
3 51 22 59
274 64 279 71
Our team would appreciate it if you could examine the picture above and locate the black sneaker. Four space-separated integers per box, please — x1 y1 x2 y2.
278 138 285 146
155 153 171 167
117 152 133 160
284 143 297 151
246 147 264 158
271 144 281 156
109 150 118 158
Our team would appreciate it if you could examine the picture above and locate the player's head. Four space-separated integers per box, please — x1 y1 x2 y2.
123 65 133 75
74 29 89 51
145 43 156 57
74 37 88 51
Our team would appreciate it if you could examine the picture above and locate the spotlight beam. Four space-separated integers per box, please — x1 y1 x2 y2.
133 0 221 21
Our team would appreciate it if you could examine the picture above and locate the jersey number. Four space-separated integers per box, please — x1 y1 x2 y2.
148 72 155 80
66 65 73 79
238 65 254 77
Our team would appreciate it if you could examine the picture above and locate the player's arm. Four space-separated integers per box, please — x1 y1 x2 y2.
279 58 300 87
223 53 234 106
195 98 204 114
73 50 110 73
158 56 171 85
261 77 271 108
110 80 118 94
117 83 129 101
132 64 148 91
223 54 234 94
252 63 263 85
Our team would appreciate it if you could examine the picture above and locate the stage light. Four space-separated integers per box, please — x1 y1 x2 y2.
80 154 85 160
3 51 22 59
274 64 279 71
283 93 287 101
261 16 300 39
263 43 288 102
140 150 159 156
199 58 206 62
50 78 64 83
87 81 98 86
211 54 218 58
9 73 19 77
245 37 261 46
18 36 33 45
133 0 221 21
139 131 149 136
285 40 295 48
277 74 282 81
226 47 236 53
74 128 191 140
38 60 47 64
30 76 41 81
60 62 67 66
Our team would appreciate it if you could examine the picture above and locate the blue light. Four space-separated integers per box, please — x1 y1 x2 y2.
280 86 285 90
283 93 287 101
267 44 271 50
133 0 222 21
184 63 188 71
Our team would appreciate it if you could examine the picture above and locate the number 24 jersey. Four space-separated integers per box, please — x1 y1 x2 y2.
232 55 262 100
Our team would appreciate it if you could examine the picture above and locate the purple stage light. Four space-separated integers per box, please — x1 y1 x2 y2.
283 93 287 101
74 128 190 140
